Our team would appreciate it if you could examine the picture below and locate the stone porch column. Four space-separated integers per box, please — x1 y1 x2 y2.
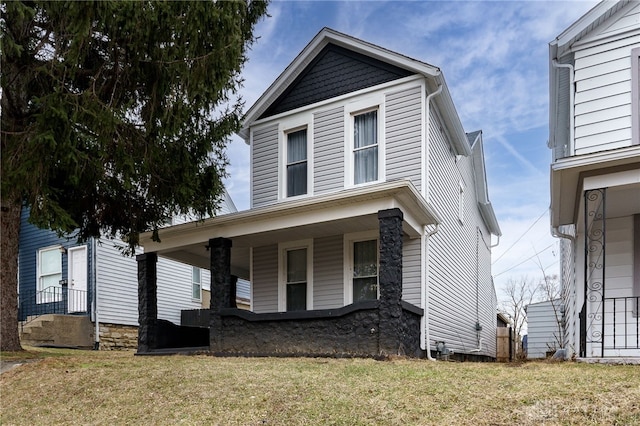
137 253 158 353
209 237 232 352
377 208 404 356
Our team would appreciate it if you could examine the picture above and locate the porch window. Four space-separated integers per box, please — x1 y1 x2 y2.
37 247 62 303
192 266 201 301
353 110 378 184
353 239 378 302
286 248 307 311
286 129 307 197
279 239 313 312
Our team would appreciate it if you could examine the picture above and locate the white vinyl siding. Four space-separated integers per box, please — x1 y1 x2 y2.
402 236 422 306
603 216 635 299
573 31 640 155
527 299 563 359
95 242 202 326
314 106 344 195
313 235 344 310
251 245 278 313
252 124 279 207
385 86 422 192
426 108 496 357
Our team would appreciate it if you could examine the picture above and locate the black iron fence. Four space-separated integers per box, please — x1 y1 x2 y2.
604 296 640 351
18 282 88 324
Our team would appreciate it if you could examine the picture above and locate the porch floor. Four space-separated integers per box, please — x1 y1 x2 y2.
576 357 640 365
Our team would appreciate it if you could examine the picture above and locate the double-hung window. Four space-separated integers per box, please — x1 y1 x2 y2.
353 239 379 302
37 247 62 303
353 110 378 184
279 239 313 312
286 248 307 311
344 232 379 304
192 266 202 301
286 129 307 197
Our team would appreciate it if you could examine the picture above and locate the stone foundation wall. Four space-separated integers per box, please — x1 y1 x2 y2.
99 323 138 350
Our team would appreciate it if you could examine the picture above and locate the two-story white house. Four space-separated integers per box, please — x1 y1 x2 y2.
137 28 500 359
549 0 640 360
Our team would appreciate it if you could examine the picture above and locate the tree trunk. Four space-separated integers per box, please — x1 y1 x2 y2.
1 197 23 352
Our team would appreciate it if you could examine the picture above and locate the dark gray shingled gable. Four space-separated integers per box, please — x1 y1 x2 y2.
259 44 413 119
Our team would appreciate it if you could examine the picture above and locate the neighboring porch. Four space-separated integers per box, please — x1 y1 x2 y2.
135 181 438 357
551 150 640 360
580 186 640 358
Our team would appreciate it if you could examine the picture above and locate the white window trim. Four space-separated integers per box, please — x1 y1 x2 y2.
631 47 639 146
36 245 63 304
278 114 313 200
344 95 385 188
278 239 313 312
343 230 379 305
191 266 202 302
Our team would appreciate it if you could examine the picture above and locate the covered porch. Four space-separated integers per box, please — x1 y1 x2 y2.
135 180 439 357
551 149 640 359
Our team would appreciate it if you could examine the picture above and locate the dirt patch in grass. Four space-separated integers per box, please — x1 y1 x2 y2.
1 351 639 425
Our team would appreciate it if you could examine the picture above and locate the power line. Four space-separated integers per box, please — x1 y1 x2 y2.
492 208 547 265
493 243 554 278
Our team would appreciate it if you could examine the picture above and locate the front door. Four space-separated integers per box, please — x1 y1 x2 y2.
67 246 88 313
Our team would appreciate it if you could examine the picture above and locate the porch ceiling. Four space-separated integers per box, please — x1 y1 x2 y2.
550 146 640 227
139 180 440 276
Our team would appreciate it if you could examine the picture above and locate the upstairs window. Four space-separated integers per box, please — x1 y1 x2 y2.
286 129 307 197
353 110 378 184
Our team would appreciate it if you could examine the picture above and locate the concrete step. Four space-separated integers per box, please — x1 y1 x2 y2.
20 314 94 348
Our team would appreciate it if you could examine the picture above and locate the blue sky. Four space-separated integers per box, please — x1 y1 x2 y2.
223 0 599 302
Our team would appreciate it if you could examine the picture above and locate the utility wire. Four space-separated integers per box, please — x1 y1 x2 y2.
492 209 547 265
493 243 554 278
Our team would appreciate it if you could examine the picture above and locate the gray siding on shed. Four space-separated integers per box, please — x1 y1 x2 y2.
313 235 345 309
527 299 563 359
313 106 345 195
251 124 279 208
252 245 279 313
385 86 423 192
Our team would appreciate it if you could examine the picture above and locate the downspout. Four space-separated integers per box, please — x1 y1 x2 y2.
551 60 574 157
422 224 439 361
422 83 443 361
551 225 575 355
92 237 99 350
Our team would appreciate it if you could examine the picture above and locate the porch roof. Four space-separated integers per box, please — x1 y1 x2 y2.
138 180 441 276
550 146 640 227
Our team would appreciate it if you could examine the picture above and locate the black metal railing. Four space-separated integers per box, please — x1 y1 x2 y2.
603 296 640 351
18 283 88 326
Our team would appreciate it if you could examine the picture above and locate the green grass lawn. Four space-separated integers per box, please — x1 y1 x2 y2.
1 347 639 425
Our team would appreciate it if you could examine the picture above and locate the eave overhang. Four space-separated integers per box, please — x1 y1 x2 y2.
550 145 640 227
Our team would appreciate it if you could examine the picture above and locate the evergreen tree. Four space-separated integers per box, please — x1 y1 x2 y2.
1 0 268 351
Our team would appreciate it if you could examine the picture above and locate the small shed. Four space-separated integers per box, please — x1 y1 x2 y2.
526 299 562 359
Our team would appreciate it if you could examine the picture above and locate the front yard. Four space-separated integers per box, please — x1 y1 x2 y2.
1 347 639 425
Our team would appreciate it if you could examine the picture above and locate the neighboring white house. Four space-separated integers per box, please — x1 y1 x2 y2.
526 299 563 359
138 28 501 359
548 0 640 360
18 190 236 349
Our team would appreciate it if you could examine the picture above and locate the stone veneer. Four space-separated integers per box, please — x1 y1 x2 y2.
99 323 139 350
